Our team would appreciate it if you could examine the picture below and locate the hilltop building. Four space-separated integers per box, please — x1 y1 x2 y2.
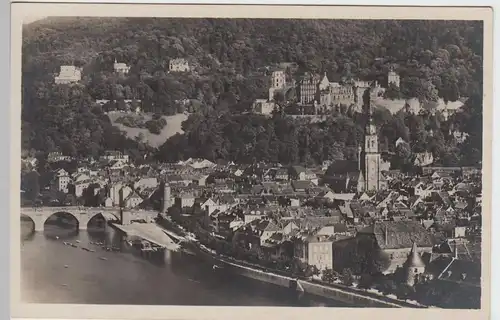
169 58 190 72
388 69 401 88
298 72 322 105
252 99 276 115
268 70 286 101
114 59 131 74
253 69 289 115
54 65 82 84
297 72 383 113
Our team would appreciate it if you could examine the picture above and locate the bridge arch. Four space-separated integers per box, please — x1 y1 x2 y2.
20 213 36 236
43 211 80 231
86 212 120 230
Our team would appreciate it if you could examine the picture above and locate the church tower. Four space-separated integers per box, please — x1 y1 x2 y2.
360 88 383 191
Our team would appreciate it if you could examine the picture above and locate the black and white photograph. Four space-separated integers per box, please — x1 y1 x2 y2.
11 3 493 319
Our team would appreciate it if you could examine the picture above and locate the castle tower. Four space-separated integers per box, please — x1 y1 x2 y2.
360 88 383 191
271 70 286 89
404 241 426 286
162 180 171 213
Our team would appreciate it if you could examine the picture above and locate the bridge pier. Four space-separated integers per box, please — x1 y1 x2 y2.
78 224 88 231
34 221 44 232
120 209 131 225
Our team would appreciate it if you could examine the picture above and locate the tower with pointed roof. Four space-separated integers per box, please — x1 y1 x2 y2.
404 241 426 286
359 88 384 191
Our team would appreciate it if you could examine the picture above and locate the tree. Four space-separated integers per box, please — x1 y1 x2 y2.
358 274 374 290
22 18 484 164
21 171 40 202
321 268 338 283
384 83 403 100
341 268 354 286
393 140 413 169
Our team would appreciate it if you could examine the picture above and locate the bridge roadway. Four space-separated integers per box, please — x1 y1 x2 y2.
21 206 159 232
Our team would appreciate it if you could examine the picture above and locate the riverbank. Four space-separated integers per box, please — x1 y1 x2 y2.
155 217 426 308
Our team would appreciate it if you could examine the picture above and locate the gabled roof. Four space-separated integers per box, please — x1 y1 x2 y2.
291 180 313 190
357 220 435 250
325 160 359 175
263 220 281 232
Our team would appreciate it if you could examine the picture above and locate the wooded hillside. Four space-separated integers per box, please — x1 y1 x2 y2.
21 18 484 167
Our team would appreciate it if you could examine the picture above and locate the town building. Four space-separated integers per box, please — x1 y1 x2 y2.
74 179 92 197
47 152 72 163
169 58 190 72
295 235 335 271
54 65 82 84
100 150 129 163
355 221 435 273
55 169 71 193
122 190 144 209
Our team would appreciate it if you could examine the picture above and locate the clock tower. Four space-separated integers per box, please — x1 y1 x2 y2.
360 88 382 191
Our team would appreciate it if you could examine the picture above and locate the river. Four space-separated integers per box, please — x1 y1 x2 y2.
20 217 349 307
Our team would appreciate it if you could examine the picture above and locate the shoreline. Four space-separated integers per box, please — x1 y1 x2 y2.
156 218 426 309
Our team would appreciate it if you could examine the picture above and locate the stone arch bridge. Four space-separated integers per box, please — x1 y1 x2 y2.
21 206 159 232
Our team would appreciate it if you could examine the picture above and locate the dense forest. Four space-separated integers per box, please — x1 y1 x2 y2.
21 18 484 167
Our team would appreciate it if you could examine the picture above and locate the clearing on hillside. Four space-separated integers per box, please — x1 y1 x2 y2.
107 112 189 148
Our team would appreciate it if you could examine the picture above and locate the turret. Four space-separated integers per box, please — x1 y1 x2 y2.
404 241 426 286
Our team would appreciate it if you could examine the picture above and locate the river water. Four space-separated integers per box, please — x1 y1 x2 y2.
20 218 348 307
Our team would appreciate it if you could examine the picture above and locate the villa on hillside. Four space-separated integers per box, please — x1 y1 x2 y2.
114 59 131 74
54 65 82 84
169 58 190 72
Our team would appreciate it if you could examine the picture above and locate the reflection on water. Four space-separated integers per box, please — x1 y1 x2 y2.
20 218 349 307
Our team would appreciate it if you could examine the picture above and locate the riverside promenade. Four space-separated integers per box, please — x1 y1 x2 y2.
145 217 427 308
197 244 426 308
